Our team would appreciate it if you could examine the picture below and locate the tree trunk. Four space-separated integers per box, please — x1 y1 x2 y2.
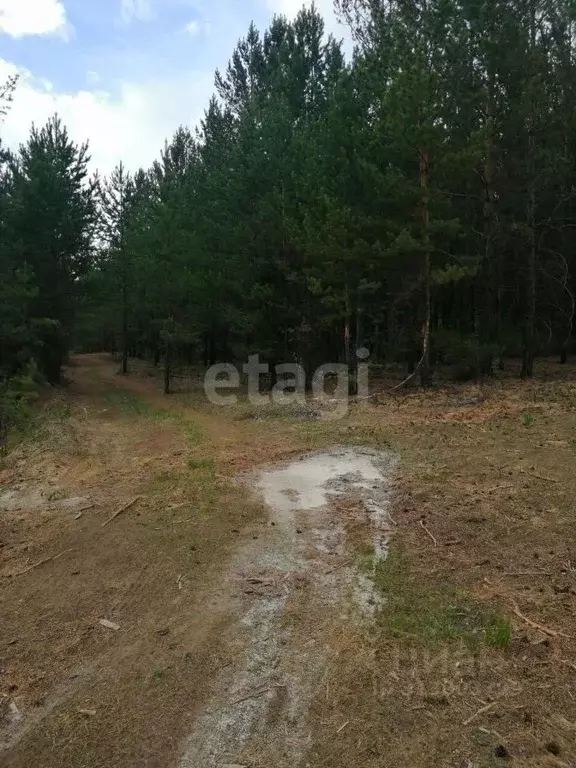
345 286 357 396
356 290 363 351
121 291 128 376
164 342 171 395
482 67 497 375
420 149 432 387
344 285 351 369
119 168 129 377
209 326 216 367
270 361 278 391
203 331 209 368
522 0 537 380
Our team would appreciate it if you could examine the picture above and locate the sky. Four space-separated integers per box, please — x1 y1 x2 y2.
0 0 349 176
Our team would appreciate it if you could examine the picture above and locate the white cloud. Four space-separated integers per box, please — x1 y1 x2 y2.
0 59 214 176
184 19 210 37
120 0 153 23
0 0 69 39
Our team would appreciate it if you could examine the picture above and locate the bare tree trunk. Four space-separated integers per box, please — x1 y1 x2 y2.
344 285 351 369
117 164 129 377
164 339 171 395
420 149 432 387
482 65 497 374
350 290 363 395
346 286 358 396
522 0 537 380
121 280 128 376
559 20 574 366
522 226 536 379
356 289 363 352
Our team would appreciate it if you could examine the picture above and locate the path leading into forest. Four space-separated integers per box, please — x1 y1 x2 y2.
179 446 397 767
0 354 397 768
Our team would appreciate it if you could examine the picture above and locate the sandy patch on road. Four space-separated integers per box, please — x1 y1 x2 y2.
179 447 397 768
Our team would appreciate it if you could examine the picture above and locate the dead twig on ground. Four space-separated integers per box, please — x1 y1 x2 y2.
11 548 73 577
511 601 571 639
520 469 559 483
101 496 142 528
99 618 121 631
419 520 438 547
463 701 496 726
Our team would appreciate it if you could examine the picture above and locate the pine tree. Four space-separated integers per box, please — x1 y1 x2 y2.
10 116 96 383
99 162 133 374
73 3 576 384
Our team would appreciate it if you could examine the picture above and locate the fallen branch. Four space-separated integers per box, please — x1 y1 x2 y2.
101 496 142 528
511 601 571 639
463 701 496 726
390 352 426 392
11 549 73 577
520 470 559 484
478 726 505 742
99 618 120 631
419 520 438 547
337 720 350 734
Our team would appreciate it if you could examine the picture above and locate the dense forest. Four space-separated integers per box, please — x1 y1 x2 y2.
2 0 576 424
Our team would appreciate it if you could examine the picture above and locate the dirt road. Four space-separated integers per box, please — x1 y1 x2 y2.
0 355 397 767
3 354 576 767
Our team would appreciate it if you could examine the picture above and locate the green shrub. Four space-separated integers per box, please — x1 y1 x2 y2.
434 330 500 381
0 365 40 454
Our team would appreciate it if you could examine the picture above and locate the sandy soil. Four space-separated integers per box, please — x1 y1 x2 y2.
179 447 397 767
0 355 397 768
2 353 576 768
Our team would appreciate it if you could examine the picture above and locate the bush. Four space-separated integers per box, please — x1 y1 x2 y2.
434 330 500 381
0 364 40 454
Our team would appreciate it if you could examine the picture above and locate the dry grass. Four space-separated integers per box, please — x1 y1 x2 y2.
0 356 268 767
2 354 576 767
308 361 576 768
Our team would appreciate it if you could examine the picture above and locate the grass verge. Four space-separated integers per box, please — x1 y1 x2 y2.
104 388 203 443
367 547 511 651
